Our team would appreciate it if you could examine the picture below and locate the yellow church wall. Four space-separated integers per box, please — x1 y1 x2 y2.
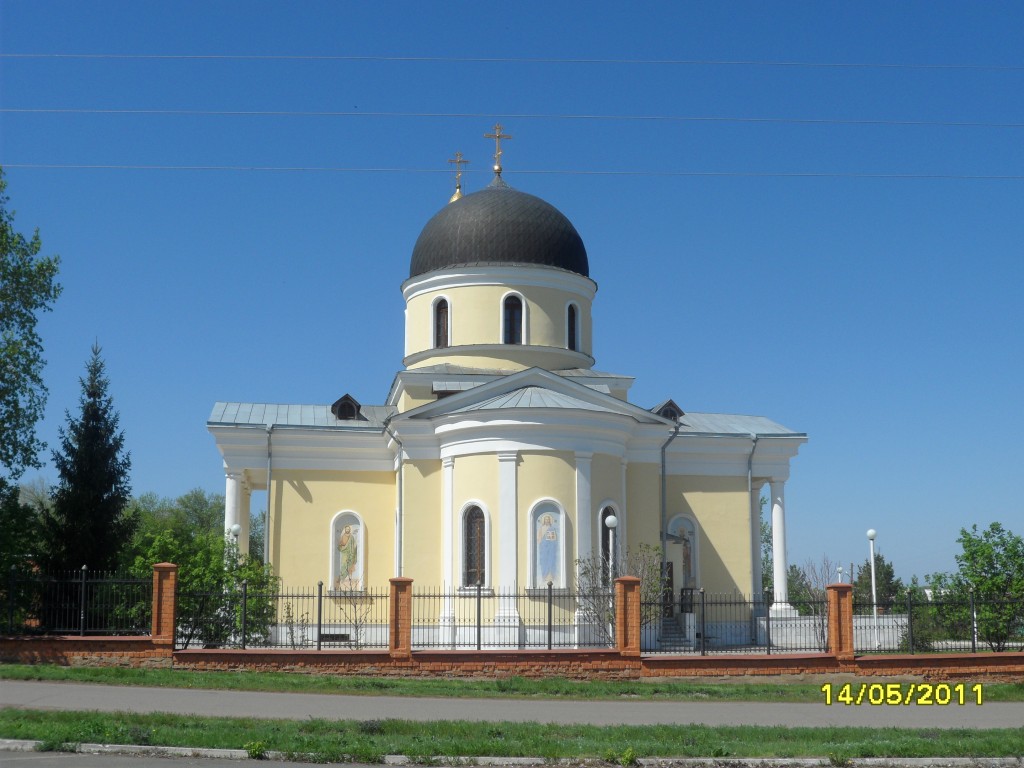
516 451 576 587
271 469 395 591
452 454 499 586
666 475 752 595
625 463 661 551
401 459 442 583
405 284 593 356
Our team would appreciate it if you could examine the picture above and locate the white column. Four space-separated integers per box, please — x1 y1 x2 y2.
442 457 455 588
750 480 764 601
619 460 628 550
496 451 520 626
440 457 455 641
770 479 797 617
574 452 593 585
239 480 251 557
224 470 242 539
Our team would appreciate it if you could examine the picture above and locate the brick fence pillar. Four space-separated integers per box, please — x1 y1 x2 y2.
151 563 178 649
827 582 854 660
615 576 641 657
389 577 413 659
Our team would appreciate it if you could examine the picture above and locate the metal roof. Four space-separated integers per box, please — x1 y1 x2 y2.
208 402 396 429
409 184 589 278
677 412 803 436
445 386 611 414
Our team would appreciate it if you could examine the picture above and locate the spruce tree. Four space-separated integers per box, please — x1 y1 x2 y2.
41 343 134 571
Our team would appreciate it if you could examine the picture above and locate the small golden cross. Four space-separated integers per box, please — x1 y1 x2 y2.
447 151 469 202
448 151 469 186
484 123 512 174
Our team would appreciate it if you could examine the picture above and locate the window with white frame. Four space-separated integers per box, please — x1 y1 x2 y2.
567 303 578 351
462 505 487 586
503 295 523 344
434 298 449 349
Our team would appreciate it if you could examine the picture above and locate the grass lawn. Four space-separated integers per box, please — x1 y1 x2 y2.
3 663 1023 702
2 708 1022 762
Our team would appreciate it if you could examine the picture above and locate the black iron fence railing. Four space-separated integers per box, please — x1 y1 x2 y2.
4 566 152 636
642 591 829 654
410 585 618 649
853 594 1024 654
175 582 390 650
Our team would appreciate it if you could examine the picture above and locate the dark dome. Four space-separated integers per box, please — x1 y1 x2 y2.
409 181 589 278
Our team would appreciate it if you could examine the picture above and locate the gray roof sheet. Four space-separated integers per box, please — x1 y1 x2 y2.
446 386 611 414
209 402 395 429
677 412 803 436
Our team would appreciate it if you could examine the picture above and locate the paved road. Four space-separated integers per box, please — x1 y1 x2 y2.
2 680 1022 729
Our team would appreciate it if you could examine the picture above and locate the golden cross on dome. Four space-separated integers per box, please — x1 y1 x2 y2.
484 123 512 175
447 151 469 202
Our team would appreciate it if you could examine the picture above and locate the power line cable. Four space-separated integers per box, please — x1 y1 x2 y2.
3 163 1021 180
3 108 1022 129
2 53 1021 71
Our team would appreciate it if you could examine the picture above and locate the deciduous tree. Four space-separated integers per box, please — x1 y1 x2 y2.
0 168 62 480
928 523 1024 652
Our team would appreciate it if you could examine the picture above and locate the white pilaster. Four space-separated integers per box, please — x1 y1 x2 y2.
770 479 797 617
496 451 520 626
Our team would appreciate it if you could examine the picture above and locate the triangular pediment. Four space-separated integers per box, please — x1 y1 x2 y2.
396 367 669 424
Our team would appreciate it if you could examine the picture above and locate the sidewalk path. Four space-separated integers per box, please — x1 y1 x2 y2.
2 681 1022 729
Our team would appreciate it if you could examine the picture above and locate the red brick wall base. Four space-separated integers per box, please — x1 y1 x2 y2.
169 648 1023 681
2 637 1020 680
0 636 173 668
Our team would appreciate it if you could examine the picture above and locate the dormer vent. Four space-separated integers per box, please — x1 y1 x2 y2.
331 394 364 421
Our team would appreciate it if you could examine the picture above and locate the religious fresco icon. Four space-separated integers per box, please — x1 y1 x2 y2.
333 515 363 591
534 506 562 587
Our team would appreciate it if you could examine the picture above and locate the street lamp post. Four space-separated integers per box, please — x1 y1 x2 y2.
867 528 880 649
605 515 618 584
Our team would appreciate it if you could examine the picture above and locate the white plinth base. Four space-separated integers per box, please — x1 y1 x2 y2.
769 602 800 618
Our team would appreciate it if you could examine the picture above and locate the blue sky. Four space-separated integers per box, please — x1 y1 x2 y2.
2 2 1022 584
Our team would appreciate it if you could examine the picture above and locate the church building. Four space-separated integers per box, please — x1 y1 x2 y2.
208 128 807 629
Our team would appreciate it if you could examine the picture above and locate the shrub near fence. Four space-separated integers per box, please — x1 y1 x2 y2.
4 566 151 636
854 594 1024 654
175 582 390 650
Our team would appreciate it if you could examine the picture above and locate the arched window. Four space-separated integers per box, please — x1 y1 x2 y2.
531 501 564 588
503 295 523 345
331 511 365 591
567 304 578 351
463 506 486 586
434 298 449 349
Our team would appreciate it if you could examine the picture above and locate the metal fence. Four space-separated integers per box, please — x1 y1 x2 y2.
853 594 1024 654
4 566 152 636
642 591 830 654
175 582 390 650
411 585 618 649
